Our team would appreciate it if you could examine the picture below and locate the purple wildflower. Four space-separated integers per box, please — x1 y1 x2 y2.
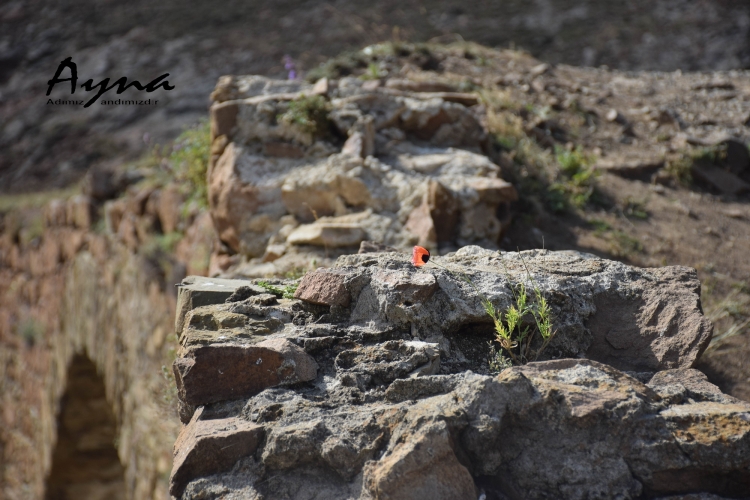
283 55 297 80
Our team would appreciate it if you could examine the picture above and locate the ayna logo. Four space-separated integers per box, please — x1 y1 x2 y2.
46 56 175 108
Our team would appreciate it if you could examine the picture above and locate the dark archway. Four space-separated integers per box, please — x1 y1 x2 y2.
45 354 126 500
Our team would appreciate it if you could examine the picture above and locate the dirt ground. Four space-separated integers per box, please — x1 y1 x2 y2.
1 0 749 401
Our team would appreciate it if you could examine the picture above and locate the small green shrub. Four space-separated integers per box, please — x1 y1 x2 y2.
622 197 649 220
665 156 693 185
169 121 211 209
548 146 599 211
425 254 556 370
278 95 331 137
257 280 299 300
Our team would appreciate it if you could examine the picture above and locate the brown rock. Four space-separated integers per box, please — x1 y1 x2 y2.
208 142 286 256
385 79 459 93
44 200 67 227
465 177 518 204
586 266 713 371
405 200 436 248
286 223 365 248
311 77 329 96
210 100 239 140
428 179 458 243
170 407 264 497
294 269 351 307
117 213 140 251
358 240 398 254
372 270 439 304
104 199 126 235
174 212 214 276
342 132 366 158
126 188 153 217
173 338 318 407
174 275 256 338
692 162 750 195
158 184 184 234
67 195 95 230
363 420 476 500
263 142 305 158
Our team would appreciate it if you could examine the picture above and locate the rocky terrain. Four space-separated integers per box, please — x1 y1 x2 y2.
168 251 748 499
1 3 750 499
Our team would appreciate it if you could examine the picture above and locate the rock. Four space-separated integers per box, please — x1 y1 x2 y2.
294 269 351 307
692 162 750 195
67 195 94 230
311 77 329 96
647 368 743 405
170 408 264 498
174 212 214 276
597 154 665 178
210 75 311 103
385 78 459 93
174 276 256 338
358 240 398 254
44 199 67 227
263 141 306 158
208 143 293 256
173 338 318 407
280 156 371 222
362 420 477 500
104 199 126 235
286 222 365 248
82 166 128 201
174 357 750 499
199 74 518 271
157 184 184 233
583 264 713 371
724 139 750 177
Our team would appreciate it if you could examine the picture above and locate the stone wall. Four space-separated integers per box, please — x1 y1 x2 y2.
0 201 185 499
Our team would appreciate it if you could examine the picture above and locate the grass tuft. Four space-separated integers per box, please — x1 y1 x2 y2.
257 280 299 300
278 94 331 137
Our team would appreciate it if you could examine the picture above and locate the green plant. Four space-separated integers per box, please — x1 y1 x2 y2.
169 120 211 209
284 267 307 280
622 197 649 220
665 156 693 185
360 62 383 80
257 280 299 299
426 255 556 369
589 218 612 234
609 230 643 258
18 318 44 347
548 146 599 211
278 94 331 137
483 257 555 368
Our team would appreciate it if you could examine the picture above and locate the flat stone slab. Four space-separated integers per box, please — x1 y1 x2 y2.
175 276 263 338
173 338 318 407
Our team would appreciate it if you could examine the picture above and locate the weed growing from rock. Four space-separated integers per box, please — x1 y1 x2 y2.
415 248 555 369
278 94 331 137
257 280 299 299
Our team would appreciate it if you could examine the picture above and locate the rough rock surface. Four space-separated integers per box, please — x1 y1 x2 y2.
167 249 744 499
206 75 517 276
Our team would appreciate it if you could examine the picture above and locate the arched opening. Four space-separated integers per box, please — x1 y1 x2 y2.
45 354 125 500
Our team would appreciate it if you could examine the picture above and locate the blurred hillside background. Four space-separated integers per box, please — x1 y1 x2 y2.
2 1 750 499
2 0 750 193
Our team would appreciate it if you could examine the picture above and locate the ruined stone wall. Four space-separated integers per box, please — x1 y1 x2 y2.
1 205 184 500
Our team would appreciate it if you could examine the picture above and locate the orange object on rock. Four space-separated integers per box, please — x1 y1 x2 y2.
411 246 431 267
